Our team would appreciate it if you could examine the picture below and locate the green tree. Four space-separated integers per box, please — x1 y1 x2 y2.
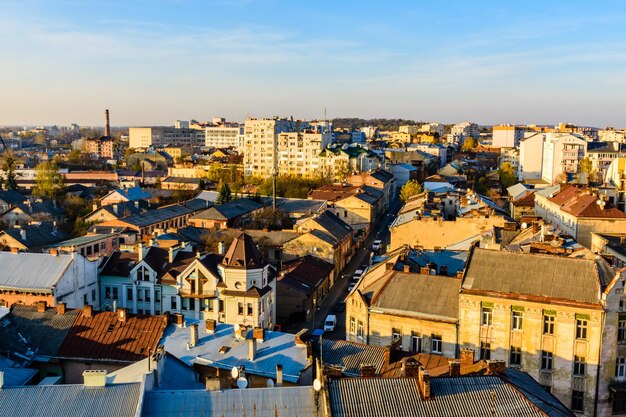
216 182 233 205
498 162 517 188
399 180 423 202
2 152 19 190
461 136 477 151
579 157 596 181
32 161 65 199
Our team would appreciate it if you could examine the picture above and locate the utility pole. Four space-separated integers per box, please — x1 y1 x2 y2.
272 122 277 210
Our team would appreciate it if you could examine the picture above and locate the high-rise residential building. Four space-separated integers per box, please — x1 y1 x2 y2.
450 122 479 140
398 125 419 135
189 118 244 150
128 127 205 149
243 118 332 177
492 125 529 148
599 128 626 143
418 122 445 137
518 132 587 183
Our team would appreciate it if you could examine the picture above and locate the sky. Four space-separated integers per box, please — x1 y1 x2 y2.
2 0 626 127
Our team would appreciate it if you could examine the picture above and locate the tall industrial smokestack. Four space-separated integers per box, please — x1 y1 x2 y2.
104 109 110 137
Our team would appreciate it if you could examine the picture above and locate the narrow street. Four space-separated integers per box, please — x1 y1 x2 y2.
311 197 402 339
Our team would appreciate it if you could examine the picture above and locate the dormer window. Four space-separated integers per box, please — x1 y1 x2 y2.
235 281 242 289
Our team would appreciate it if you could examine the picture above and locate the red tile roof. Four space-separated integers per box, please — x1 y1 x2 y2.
549 185 626 218
57 310 167 362
512 191 535 207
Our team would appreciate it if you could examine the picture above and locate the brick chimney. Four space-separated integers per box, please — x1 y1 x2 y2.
36 300 47 313
253 327 265 342
57 302 66 315
10 247 19 254
439 265 448 276
386 262 394 271
276 364 283 387
174 313 184 327
456 270 463 279
359 363 376 377
420 267 430 275
205 318 216 334
403 360 420 378
460 348 474 366
417 366 431 400
83 304 93 318
448 360 461 377
403 265 411 273
117 307 127 322
104 109 110 137
486 360 506 375
49 249 58 256
83 370 107 387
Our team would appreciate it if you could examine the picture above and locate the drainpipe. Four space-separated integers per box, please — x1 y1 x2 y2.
594 309 606 417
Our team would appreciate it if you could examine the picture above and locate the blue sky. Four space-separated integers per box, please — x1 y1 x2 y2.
1 0 626 127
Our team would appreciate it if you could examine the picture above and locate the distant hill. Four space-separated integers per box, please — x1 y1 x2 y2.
332 118 424 131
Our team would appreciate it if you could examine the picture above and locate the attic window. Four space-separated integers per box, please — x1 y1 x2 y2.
219 346 229 354
106 324 116 333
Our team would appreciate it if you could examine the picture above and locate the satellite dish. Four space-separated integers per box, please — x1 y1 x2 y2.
237 377 248 389
267 378 275 388
231 366 239 379
313 379 322 391
429 269 436 275
521 222 528 229
234 323 240 333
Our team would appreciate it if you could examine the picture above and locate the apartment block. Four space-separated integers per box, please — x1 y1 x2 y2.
243 118 332 177
190 117 244 150
492 125 529 148
129 127 205 149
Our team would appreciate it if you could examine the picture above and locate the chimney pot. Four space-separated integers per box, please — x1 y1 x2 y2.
50 249 58 256
402 360 420 378
253 326 265 342
10 247 19 254
486 360 506 375
205 318 216 333
83 304 93 318
56 302 66 315
117 307 127 322
456 271 463 279
403 265 411 273
190 323 198 347
385 262 394 271
248 338 257 361
448 360 461 377
36 300 47 313
360 363 376 377
420 267 430 275
173 313 184 327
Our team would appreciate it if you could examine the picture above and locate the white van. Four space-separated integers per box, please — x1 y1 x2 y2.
324 315 337 332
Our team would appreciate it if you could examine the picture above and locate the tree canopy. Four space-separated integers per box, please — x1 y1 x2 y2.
498 162 517 188
216 182 233 205
1 152 19 190
399 180 423 202
461 136 477 151
33 160 65 199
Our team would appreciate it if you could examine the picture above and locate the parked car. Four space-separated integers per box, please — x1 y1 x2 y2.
372 240 383 251
347 282 357 292
352 269 365 281
324 315 337 332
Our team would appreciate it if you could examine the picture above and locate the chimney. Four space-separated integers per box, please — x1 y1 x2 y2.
57 302 66 315
117 307 127 322
456 270 463 279
20 229 26 241
486 360 506 375
83 304 93 318
460 348 475 366
417 366 431 400
137 243 146 262
174 313 184 327
217 241 226 255
104 109 110 137
276 364 283 387
402 360 420 378
448 360 461 377
190 323 198 347
360 363 376 377
386 262 394 271
168 246 175 263
112 204 118 215
253 327 265 342
420 267 430 275
248 338 257 361
0 371 3 389
439 265 448 276
295 328 308 346
205 318 216 334
10 247 19 254
403 265 411 273
36 300 47 313
83 370 107 387
93 202 98 211
50 249 58 256
205 378 220 391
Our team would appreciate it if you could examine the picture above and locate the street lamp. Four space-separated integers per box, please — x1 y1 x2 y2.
312 297 317 330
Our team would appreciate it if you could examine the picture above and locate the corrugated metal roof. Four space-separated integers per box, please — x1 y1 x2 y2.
142 386 321 417
320 339 386 377
0 383 142 417
463 248 602 304
0 252 73 290
328 376 559 417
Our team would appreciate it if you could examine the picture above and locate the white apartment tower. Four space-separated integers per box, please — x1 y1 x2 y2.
243 118 332 177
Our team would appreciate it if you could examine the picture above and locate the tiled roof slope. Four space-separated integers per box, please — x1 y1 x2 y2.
57 311 167 362
222 232 266 269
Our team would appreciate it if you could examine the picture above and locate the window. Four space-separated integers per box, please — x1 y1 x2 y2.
510 346 521 366
574 356 586 376
145 289 150 302
543 314 555 334
431 334 442 354
576 319 588 340
247 303 253 316
411 332 421 353
105 287 111 300
137 290 143 302
512 311 523 330
616 358 626 379
91 289 96 302
238 302 244 315
350 317 356 334
155 290 161 302
481 306 493 326
392 328 402 342
127 288 133 301
219 300 224 313
189 298 195 310
480 341 491 360
619 314 626 342
171 296 177 310
540 384 551 393
541 351 553 371
112 287 119 300
357 320 364 339
83 294 88 305
571 390 584 412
